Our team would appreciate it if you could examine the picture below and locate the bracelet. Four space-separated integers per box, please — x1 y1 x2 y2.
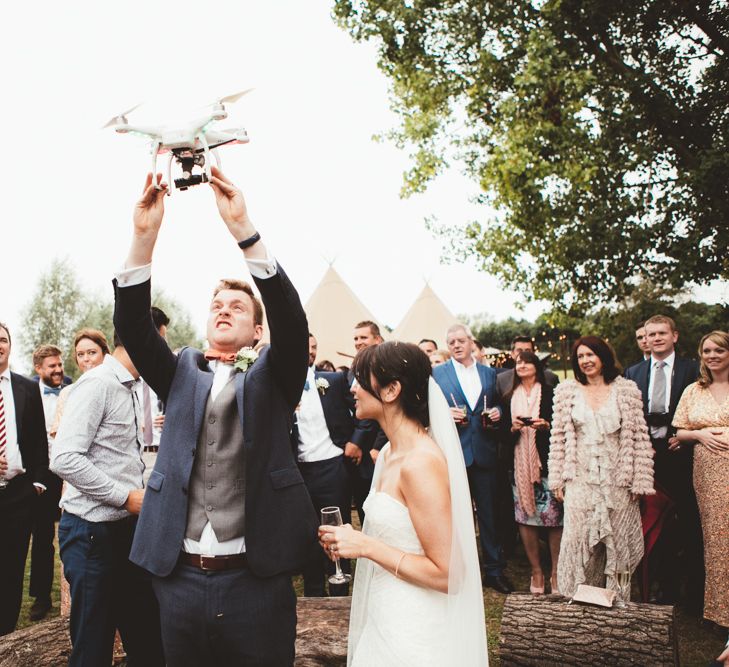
237 231 261 249
394 552 408 579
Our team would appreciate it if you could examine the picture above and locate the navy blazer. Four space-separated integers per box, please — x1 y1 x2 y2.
432 360 501 468
10 372 49 487
624 355 699 421
113 265 318 578
291 370 356 450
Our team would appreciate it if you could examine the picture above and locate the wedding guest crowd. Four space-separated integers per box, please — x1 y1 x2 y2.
3 278 728 664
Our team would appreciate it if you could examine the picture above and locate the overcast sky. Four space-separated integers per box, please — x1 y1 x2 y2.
3 1 725 371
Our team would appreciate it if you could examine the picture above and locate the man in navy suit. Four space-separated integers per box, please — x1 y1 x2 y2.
624 314 701 609
113 169 318 666
433 323 513 593
0 322 49 635
293 333 354 596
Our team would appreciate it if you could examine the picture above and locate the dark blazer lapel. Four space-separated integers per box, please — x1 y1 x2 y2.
444 361 468 408
235 370 247 432
11 373 26 437
314 371 334 434
476 364 491 411
193 369 215 437
637 359 650 407
669 357 688 414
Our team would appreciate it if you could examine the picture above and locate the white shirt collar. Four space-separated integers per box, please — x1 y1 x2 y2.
0 367 10 382
452 358 477 372
651 351 675 368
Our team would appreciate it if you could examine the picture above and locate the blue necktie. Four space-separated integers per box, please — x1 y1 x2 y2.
43 386 61 396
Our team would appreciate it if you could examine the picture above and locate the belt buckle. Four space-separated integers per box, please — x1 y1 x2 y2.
199 555 215 571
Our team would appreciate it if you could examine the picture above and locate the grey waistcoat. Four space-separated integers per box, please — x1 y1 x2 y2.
186 377 246 542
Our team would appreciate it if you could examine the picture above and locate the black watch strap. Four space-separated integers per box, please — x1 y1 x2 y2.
237 232 261 249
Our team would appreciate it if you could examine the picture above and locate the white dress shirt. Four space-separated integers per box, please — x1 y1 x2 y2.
39 380 60 444
115 254 277 556
647 351 675 439
452 358 482 411
0 369 24 480
296 367 342 463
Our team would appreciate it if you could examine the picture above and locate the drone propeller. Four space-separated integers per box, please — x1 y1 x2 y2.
101 103 142 129
207 89 254 108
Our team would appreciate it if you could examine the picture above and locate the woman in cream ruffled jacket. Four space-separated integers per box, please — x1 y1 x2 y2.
548 336 654 599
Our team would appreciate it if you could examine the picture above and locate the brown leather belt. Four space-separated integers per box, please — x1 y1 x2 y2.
179 552 248 571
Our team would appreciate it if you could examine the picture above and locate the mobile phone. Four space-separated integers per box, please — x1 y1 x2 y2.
518 416 533 426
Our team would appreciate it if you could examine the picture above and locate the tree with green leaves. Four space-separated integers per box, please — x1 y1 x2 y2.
20 261 203 379
333 0 729 311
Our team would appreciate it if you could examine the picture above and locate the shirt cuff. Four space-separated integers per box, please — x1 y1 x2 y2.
33 483 47 492
116 263 152 287
246 252 278 279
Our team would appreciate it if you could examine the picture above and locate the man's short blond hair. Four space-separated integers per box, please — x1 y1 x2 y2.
644 315 677 332
446 323 474 341
33 344 63 368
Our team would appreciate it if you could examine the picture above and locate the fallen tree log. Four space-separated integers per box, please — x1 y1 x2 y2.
500 593 678 666
0 596 351 667
0 617 70 667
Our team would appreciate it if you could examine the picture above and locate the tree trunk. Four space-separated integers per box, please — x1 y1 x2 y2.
0 617 70 667
0 597 351 667
500 593 678 666
295 597 350 666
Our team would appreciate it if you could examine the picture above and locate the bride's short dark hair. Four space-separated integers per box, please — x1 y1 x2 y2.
353 341 431 427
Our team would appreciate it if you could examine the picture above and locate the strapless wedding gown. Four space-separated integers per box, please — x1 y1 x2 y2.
349 491 449 667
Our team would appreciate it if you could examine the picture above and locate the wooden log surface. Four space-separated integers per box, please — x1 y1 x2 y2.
0 596 351 667
500 593 678 667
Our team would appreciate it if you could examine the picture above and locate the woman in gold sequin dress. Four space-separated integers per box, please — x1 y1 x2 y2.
673 330 729 665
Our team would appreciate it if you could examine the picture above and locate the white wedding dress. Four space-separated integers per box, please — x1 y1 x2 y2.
349 489 449 666
347 378 488 667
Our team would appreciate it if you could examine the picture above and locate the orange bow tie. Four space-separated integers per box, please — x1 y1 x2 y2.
204 349 237 364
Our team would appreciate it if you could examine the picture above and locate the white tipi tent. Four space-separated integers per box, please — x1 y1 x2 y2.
391 283 457 349
304 266 383 368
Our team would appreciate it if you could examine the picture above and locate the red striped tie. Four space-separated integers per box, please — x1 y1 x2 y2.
0 382 6 460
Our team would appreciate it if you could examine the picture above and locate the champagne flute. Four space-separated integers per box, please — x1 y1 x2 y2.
321 506 352 585
614 568 631 607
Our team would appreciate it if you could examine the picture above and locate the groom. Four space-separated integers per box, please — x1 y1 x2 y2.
113 169 319 665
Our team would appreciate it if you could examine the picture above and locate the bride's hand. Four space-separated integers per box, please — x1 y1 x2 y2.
318 524 367 560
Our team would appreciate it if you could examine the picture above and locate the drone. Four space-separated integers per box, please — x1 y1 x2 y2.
103 90 252 193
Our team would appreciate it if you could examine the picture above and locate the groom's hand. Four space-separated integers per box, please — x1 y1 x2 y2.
133 173 168 238
209 166 253 234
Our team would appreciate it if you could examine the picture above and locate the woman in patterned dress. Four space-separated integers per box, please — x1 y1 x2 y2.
548 336 655 599
500 351 562 594
672 330 729 666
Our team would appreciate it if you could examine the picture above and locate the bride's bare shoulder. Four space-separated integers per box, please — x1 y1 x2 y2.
401 435 448 480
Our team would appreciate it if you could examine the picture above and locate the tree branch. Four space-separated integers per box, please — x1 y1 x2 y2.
676 0 729 55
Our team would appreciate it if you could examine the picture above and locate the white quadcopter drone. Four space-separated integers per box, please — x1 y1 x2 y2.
103 90 252 193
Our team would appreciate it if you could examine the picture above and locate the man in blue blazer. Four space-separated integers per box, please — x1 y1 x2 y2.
292 334 355 596
113 169 318 666
624 314 701 609
432 323 513 593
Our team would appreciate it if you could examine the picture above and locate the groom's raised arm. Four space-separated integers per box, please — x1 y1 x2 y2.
207 171 308 409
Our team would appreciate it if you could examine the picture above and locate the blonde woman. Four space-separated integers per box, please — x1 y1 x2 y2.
672 330 729 665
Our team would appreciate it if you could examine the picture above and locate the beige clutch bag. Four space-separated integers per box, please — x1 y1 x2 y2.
571 584 617 607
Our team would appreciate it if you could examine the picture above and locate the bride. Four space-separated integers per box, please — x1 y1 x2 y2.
319 341 488 666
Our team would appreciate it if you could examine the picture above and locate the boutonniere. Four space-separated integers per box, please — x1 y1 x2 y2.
234 347 259 373
315 377 330 395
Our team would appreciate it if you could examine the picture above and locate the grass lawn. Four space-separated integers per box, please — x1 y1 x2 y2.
17 528 725 666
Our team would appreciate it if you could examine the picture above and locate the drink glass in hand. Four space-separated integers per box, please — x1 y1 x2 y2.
481 396 496 430
0 453 8 489
321 506 352 585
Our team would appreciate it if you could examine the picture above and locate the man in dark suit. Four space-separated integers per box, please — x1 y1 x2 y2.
346 320 385 523
30 344 67 621
433 323 513 593
0 322 49 636
293 333 354 596
624 314 701 609
113 169 318 666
